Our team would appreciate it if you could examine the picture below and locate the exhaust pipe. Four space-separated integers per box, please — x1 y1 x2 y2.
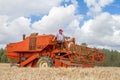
23 34 26 40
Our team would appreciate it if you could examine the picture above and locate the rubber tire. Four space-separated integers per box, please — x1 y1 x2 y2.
37 56 53 68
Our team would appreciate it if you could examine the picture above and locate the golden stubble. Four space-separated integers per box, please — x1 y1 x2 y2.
0 63 120 80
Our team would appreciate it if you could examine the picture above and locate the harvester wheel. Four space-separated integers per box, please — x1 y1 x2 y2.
37 56 53 68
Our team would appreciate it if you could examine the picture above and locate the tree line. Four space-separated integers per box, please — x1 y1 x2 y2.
99 48 120 67
0 48 8 63
0 47 120 67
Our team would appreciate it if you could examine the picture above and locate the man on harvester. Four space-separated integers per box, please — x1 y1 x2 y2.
54 29 66 49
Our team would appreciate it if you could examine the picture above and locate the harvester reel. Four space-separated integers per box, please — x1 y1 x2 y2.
94 53 104 63
37 56 53 68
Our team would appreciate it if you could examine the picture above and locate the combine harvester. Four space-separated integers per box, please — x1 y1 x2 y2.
6 33 104 67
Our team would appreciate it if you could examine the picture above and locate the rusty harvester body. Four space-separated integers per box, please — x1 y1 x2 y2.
6 33 104 67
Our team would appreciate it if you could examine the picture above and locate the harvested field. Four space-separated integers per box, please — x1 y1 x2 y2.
0 63 120 80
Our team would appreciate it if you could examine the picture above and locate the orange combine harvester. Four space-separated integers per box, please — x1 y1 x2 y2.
6 33 104 67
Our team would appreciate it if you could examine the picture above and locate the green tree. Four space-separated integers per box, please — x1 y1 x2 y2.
0 48 8 63
99 48 120 67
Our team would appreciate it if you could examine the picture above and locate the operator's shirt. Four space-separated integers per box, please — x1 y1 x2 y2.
55 33 65 41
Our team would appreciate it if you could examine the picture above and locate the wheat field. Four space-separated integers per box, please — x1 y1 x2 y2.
0 63 120 80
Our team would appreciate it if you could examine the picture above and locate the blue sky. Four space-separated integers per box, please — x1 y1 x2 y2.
78 0 120 15
0 0 120 51
103 0 120 14
76 0 88 15
30 0 120 25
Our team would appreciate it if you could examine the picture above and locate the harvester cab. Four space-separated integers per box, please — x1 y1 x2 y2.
6 33 104 67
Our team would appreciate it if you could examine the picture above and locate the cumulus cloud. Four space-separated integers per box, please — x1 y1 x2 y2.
0 0 82 47
0 0 120 51
84 0 114 16
0 16 32 44
0 0 62 17
32 5 82 34
78 12 120 50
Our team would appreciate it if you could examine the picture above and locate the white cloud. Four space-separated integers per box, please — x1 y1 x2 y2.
78 12 120 50
0 0 62 17
99 0 114 7
32 5 82 34
0 2 83 48
0 0 62 47
84 0 114 16
0 16 32 44
0 0 120 51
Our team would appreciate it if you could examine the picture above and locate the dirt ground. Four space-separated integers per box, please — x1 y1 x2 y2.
0 63 120 80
